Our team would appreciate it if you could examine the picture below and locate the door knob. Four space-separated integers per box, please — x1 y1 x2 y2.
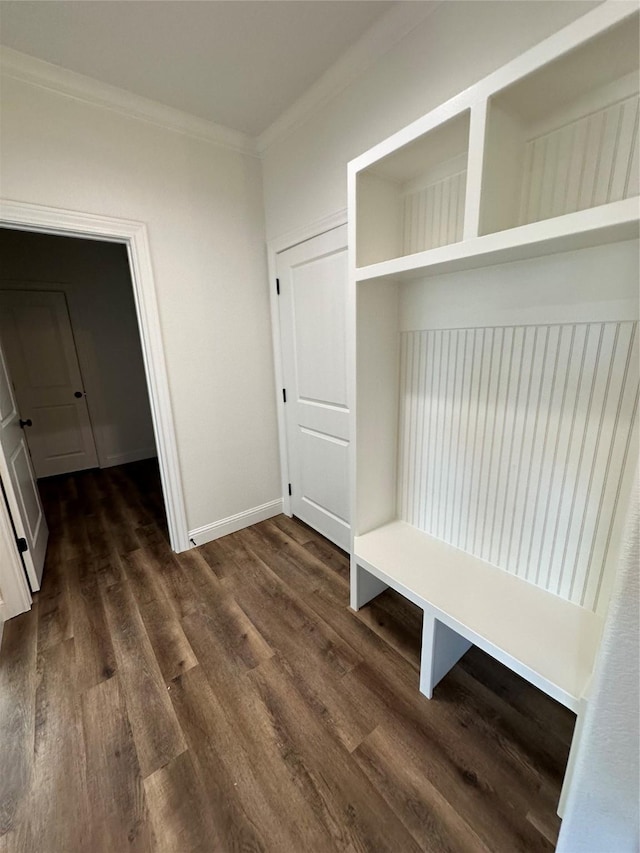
19 419 32 428
74 391 83 398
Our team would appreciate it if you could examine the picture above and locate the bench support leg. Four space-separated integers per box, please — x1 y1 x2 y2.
420 612 473 698
350 559 389 611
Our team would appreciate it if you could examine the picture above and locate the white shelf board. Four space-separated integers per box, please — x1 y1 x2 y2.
354 521 603 710
355 197 639 284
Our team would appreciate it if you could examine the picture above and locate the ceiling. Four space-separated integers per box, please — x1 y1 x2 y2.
0 1 399 136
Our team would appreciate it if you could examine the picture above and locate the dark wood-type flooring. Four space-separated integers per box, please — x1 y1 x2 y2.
0 460 575 852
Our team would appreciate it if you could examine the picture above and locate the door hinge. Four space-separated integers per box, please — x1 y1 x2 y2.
288 483 292 496
282 388 287 403
276 278 280 295
16 537 28 554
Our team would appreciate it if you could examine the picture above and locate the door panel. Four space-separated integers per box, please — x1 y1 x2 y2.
292 252 348 407
299 428 350 519
0 338 48 590
278 225 350 551
0 290 99 477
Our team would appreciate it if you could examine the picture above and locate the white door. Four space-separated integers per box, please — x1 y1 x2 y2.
277 225 350 551
0 336 48 591
0 290 99 478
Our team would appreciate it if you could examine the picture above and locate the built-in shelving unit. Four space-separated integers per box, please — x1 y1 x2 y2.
348 1 639 815
352 2 639 285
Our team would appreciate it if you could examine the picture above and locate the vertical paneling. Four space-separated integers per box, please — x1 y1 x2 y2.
402 171 466 256
397 322 638 611
520 94 640 225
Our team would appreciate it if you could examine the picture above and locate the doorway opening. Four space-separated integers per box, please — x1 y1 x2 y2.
0 201 188 612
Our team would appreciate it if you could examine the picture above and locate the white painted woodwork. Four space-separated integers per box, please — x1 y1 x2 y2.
420 614 473 699
397 322 639 612
0 290 99 478
188 499 283 547
0 337 48 591
349 558 389 611
277 226 350 550
355 198 639 285
353 521 603 711
354 281 399 537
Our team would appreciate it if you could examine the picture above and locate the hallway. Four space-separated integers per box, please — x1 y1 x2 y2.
0 462 573 852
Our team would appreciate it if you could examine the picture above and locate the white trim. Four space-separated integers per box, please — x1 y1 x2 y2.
267 210 348 515
0 487 32 623
188 499 283 546
256 2 441 153
103 447 157 468
0 198 190 553
0 48 257 158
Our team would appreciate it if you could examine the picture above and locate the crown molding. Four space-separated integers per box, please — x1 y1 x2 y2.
256 1 442 154
0 47 258 157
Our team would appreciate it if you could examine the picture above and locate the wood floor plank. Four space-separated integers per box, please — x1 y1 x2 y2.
269 513 316 544
459 646 576 745
66 565 117 693
303 537 350 583
180 587 274 694
136 527 200 619
351 723 492 853
83 503 117 560
352 587 423 669
144 750 220 853
0 604 38 837
101 578 187 778
11 639 90 853
82 675 156 852
188 538 233 580
139 595 198 683
169 666 279 853
36 549 73 652
99 491 140 555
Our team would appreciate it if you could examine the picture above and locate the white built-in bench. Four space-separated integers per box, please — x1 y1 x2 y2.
351 521 602 714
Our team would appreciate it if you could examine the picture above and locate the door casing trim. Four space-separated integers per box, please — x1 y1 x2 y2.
0 198 190 553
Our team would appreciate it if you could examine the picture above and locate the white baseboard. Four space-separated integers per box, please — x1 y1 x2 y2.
188 499 283 547
102 447 157 468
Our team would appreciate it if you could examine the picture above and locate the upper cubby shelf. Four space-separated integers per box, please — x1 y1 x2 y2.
350 2 640 284
356 112 470 268
481 12 639 236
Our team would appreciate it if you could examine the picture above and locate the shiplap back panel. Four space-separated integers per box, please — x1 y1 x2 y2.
520 93 639 225
402 171 466 256
397 321 638 612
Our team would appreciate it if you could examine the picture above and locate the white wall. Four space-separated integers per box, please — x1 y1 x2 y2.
0 229 156 468
557 471 639 853
261 0 598 241
0 74 280 532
